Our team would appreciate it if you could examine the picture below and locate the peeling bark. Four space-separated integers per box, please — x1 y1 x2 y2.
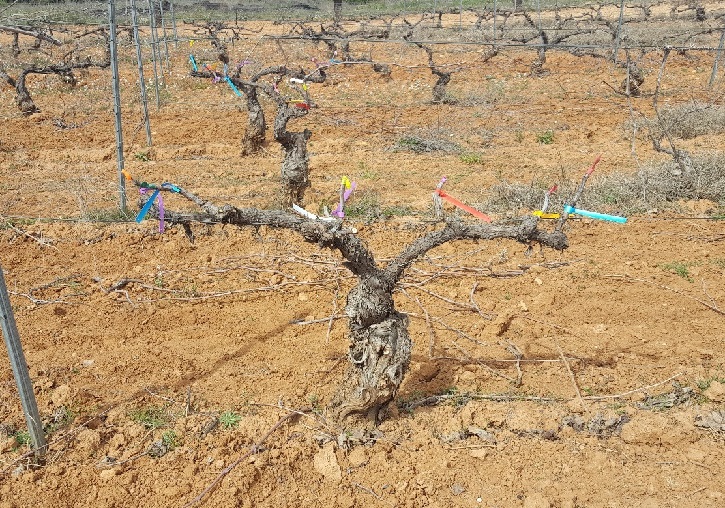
239 83 265 155
273 100 312 207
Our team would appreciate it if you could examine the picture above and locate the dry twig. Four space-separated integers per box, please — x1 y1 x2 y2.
182 409 303 508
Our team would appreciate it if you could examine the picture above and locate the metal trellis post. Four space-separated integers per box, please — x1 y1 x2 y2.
158 0 171 70
147 0 161 109
131 0 152 146
0 265 47 462
709 29 725 89
613 0 625 62
109 0 127 212
169 0 178 48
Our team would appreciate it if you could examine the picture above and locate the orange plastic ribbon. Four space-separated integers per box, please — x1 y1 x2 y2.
434 189 491 223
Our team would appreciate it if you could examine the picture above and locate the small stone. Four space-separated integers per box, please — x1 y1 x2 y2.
451 484 466 495
703 381 725 403
469 448 489 460
298 292 309 302
518 301 529 312
51 384 72 406
81 359 94 368
534 277 543 285
347 447 367 468
98 468 119 480
523 493 551 508
76 429 101 454
566 399 586 414
1 437 19 453
313 442 341 482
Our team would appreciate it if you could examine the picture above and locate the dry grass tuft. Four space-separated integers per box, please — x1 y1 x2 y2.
627 102 725 142
481 152 725 216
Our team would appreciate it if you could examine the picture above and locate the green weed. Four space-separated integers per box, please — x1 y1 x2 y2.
14 430 31 448
459 152 484 165
344 191 381 220
130 406 168 430
84 208 134 223
134 151 151 162
308 394 322 413
382 205 413 219
219 410 242 429
536 130 555 144
660 261 693 282
696 376 725 391
161 430 180 450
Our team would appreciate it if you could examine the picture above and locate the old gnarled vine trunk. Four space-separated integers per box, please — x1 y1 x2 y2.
273 102 311 208
328 277 411 424
240 84 266 155
157 186 573 428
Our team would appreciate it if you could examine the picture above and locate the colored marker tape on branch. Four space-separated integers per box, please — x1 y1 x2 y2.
225 76 241 97
532 210 560 219
332 176 356 218
563 205 627 223
136 189 160 224
434 189 492 223
292 204 338 223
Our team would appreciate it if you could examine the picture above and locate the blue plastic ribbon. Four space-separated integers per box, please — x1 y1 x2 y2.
136 189 160 223
189 55 198 72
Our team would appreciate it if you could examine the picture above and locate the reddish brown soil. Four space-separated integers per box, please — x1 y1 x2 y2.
1 18 724 508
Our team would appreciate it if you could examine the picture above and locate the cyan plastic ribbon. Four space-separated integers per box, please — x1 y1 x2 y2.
563 205 627 223
225 76 241 97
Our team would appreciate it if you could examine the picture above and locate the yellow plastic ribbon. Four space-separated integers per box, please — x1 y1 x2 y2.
122 169 133 181
341 176 351 190
532 210 560 219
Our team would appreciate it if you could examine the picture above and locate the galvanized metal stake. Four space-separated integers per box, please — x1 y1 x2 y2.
613 0 625 62
109 0 127 212
131 0 152 146
0 265 47 462
493 0 497 47
709 29 725 89
169 0 178 48
147 0 161 109
158 0 171 70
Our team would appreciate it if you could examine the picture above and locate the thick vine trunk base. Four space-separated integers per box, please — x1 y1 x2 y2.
327 312 411 427
280 184 307 209
241 129 265 156
279 129 312 207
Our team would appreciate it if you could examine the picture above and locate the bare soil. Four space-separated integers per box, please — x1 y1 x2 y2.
1 18 724 508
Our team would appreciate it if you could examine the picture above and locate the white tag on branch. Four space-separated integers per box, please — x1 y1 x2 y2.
292 204 336 222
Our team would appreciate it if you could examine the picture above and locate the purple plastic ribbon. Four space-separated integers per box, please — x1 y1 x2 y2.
158 193 165 233
331 182 356 218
